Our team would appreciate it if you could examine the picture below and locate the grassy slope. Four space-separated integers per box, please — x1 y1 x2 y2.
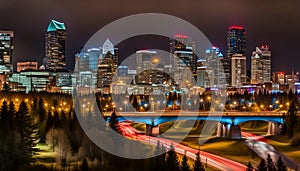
159 121 261 166
267 135 300 163
241 121 300 163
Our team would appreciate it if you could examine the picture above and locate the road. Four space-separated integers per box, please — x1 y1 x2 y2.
119 122 248 171
242 132 300 170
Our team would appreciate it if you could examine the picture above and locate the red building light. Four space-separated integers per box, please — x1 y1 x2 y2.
174 34 188 39
228 25 244 30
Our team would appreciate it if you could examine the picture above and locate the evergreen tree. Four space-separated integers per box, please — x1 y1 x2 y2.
275 156 287 171
81 158 89 171
0 100 17 170
31 98 38 118
286 101 297 138
15 100 39 166
109 109 120 133
266 154 275 171
38 98 47 123
246 161 253 171
193 150 204 171
181 152 191 171
166 143 180 171
257 158 267 171
132 95 139 111
280 120 287 135
8 100 15 128
0 100 9 126
46 110 53 132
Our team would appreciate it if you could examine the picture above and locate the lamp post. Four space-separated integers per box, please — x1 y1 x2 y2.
252 139 255 158
150 98 154 112
200 99 205 111
157 101 160 110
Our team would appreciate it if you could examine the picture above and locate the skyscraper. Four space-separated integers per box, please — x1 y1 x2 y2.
227 26 246 57
136 50 160 84
102 38 115 55
0 31 14 73
45 20 66 71
203 46 226 87
97 39 118 92
251 46 271 84
170 35 197 81
227 26 247 87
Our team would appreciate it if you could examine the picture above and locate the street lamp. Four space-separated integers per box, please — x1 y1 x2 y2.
233 101 237 110
207 96 211 102
229 104 233 110
150 98 154 112
269 105 273 111
242 106 246 111
124 101 128 112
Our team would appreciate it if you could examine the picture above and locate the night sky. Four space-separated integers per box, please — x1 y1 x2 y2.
0 0 299 72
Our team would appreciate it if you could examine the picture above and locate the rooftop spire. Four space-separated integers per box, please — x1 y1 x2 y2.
47 20 66 32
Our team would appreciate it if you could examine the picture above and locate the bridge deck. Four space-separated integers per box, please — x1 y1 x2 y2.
103 111 287 117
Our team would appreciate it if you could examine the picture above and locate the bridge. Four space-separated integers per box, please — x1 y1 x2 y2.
104 111 286 139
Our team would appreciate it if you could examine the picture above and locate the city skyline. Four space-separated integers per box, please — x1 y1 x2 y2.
0 0 299 72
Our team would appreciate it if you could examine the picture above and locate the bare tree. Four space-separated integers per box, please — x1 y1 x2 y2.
46 127 57 152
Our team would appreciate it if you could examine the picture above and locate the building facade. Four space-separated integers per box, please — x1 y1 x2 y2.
231 54 247 87
9 70 55 93
286 73 299 92
272 72 285 85
17 62 38 72
0 31 14 73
